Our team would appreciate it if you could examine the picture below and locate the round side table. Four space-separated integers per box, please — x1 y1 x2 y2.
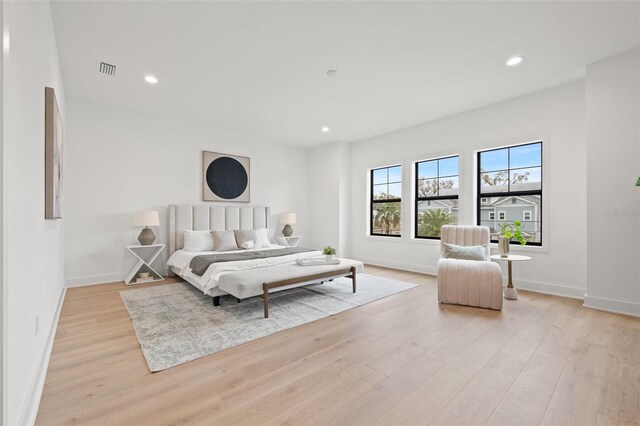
490 254 531 300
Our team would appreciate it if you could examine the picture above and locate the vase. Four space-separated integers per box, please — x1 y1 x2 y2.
325 254 335 262
498 236 510 257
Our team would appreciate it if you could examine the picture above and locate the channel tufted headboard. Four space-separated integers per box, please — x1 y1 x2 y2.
169 204 271 255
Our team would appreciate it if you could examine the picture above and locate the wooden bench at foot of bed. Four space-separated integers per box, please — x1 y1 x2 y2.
215 259 364 318
261 266 356 318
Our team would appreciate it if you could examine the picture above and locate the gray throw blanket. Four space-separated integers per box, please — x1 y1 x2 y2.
189 247 314 276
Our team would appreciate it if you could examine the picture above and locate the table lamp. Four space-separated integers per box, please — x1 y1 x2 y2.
134 210 160 245
280 212 296 237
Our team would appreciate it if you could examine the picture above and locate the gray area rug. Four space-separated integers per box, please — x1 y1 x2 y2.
120 274 417 371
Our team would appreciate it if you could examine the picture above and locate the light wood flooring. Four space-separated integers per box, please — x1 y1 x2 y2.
36 265 639 425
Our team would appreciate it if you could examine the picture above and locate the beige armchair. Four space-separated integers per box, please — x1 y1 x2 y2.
437 225 503 310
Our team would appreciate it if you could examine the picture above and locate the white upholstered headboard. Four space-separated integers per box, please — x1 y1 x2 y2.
169 204 271 255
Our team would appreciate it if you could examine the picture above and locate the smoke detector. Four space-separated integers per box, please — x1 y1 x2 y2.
98 61 116 76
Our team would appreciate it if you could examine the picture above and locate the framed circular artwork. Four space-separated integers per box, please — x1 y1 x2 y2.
202 151 250 202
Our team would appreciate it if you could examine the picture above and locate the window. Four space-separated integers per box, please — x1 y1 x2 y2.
488 212 495 220
478 141 542 245
371 165 402 236
415 155 459 238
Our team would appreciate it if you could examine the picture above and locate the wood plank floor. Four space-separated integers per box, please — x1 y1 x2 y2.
36 265 639 425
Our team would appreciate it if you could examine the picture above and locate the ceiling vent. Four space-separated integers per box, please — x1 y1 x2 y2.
98 61 116 76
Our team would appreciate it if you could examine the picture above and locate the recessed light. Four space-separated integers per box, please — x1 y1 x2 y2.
321 126 330 133
326 70 337 77
144 75 158 84
506 56 524 67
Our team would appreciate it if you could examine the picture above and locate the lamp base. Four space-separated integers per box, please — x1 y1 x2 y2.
282 224 293 237
138 227 156 245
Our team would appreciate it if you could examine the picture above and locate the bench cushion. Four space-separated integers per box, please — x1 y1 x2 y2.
218 259 364 299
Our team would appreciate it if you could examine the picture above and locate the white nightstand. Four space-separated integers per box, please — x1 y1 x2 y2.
125 244 165 285
275 236 302 247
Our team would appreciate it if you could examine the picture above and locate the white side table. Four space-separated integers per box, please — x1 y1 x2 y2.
490 254 531 300
275 236 301 247
125 244 165 285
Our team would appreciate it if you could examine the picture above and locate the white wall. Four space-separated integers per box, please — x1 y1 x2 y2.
348 81 588 298
585 49 640 316
307 141 351 255
3 1 66 424
64 101 310 286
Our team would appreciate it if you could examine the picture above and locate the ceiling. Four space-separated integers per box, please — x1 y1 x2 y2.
50 1 639 147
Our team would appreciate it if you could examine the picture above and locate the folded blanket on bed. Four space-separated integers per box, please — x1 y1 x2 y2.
189 247 315 276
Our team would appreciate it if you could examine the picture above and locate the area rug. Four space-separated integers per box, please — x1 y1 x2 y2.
120 274 417 371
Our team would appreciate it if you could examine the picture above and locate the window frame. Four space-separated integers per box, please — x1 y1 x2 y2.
498 211 506 220
414 155 459 240
476 141 543 246
370 165 402 238
488 211 495 220
523 210 532 221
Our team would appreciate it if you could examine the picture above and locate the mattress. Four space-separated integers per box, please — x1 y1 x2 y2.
167 244 323 294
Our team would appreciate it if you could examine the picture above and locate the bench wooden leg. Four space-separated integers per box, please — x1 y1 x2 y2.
351 266 356 293
263 285 269 318
212 296 220 306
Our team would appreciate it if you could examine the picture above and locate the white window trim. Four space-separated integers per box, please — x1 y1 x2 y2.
488 211 495 220
523 210 532 221
498 211 506 220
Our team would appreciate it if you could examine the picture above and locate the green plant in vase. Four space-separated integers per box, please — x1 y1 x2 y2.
498 221 527 257
323 246 337 261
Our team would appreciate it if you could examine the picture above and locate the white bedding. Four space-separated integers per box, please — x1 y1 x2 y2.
167 244 323 293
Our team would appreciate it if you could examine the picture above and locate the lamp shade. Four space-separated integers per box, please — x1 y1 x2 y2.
133 210 160 227
280 212 296 224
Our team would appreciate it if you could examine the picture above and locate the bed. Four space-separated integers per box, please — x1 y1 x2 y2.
166 204 326 300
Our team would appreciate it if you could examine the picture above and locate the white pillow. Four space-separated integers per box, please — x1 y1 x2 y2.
183 230 214 252
254 228 270 249
212 230 238 252
240 241 255 249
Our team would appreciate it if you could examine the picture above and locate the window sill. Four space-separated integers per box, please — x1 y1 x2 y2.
407 238 441 246
489 242 548 254
364 235 405 243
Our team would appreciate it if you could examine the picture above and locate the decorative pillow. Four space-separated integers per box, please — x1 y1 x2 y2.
234 229 257 249
240 241 255 250
212 230 238 252
442 243 486 261
254 227 270 249
183 230 214 252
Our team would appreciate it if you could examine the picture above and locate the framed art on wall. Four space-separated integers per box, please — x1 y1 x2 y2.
45 87 63 219
202 151 250 202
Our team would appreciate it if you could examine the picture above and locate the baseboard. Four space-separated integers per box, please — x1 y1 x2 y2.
350 255 437 276
583 294 640 317
511 278 585 300
351 255 585 300
65 267 170 288
65 273 122 288
17 287 66 426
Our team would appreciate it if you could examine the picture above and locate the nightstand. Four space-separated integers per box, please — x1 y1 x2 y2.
125 244 165 285
275 236 301 247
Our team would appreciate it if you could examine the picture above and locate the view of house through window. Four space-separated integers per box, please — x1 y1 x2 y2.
478 141 542 244
415 155 459 238
371 165 402 236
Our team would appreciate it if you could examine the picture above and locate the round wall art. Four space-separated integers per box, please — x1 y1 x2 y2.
202 151 250 202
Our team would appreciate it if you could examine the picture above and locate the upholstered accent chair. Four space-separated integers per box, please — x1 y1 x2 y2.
437 225 503 310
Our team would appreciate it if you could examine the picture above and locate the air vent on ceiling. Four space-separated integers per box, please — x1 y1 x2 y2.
98 62 116 76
